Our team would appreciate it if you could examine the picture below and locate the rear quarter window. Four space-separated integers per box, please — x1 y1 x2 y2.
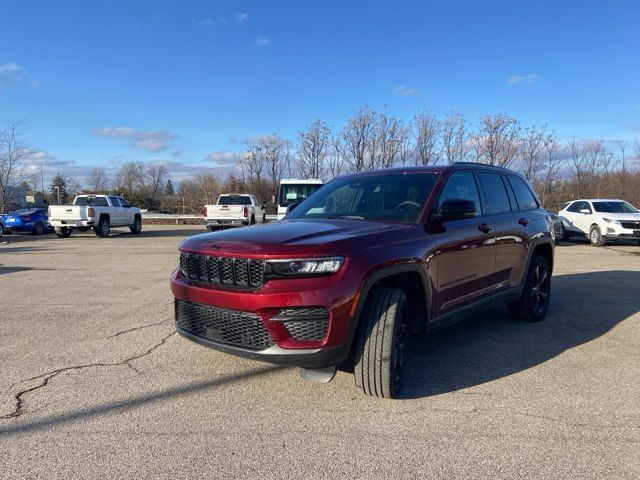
508 176 538 211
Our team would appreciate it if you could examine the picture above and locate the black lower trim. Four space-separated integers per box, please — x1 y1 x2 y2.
176 326 349 368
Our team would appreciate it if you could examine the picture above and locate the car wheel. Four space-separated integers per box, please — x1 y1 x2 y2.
354 286 408 399
55 227 71 238
508 254 551 322
250 215 255 225
589 225 605 246
0 223 4 237
95 217 110 238
129 215 142 234
32 222 45 235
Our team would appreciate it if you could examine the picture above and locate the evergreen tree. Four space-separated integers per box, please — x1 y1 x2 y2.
50 172 67 203
165 178 175 195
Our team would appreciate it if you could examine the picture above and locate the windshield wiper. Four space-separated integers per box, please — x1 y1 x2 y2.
320 215 366 221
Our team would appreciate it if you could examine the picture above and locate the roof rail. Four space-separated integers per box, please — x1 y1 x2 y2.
452 161 511 171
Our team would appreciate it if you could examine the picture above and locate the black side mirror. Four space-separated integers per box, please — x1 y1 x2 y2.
434 199 477 222
285 202 300 216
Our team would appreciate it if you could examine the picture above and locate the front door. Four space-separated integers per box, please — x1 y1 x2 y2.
432 171 497 316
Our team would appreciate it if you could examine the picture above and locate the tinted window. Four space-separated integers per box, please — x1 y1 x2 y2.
592 201 638 213
437 172 481 217
74 196 108 206
287 173 438 222
508 176 538 211
218 195 252 205
566 202 582 213
109 196 121 207
477 172 512 215
118 198 130 208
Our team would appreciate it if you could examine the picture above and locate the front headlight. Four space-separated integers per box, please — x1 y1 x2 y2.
266 256 344 277
602 217 621 226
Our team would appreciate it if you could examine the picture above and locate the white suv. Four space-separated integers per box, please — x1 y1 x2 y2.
558 199 640 246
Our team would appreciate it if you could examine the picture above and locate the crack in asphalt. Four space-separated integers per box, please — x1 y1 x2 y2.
0 331 176 420
107 318 171 338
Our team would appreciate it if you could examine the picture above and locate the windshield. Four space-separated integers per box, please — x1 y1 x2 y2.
278 183 322 207
592 201 638 214
74 196 109 206
286 173 438 222
9 209 35 215
218 195 251 205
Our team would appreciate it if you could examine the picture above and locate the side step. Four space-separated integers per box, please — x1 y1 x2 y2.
299 366 337 383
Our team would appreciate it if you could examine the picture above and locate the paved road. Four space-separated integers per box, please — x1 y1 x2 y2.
1 226 639 479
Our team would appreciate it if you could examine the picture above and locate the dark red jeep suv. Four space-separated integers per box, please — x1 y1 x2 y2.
171 163 554 398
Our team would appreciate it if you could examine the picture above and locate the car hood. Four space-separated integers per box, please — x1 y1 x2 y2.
179 218 417 257
595 212 640 221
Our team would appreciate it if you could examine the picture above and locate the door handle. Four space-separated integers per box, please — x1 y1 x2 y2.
518 218 529 226
478 223 494 233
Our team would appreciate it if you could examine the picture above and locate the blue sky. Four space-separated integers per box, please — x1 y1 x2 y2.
1 0 639 184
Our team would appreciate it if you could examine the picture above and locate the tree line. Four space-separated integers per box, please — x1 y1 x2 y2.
2 110 639 213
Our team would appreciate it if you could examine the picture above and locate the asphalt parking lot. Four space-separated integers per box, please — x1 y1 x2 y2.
1 225 639 479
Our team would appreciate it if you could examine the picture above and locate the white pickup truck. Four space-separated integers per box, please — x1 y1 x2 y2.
48 194 142 238
203 194 266 231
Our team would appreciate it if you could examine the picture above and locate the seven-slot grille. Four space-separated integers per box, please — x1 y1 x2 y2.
272 307 330 342
180 253 265 288
176 300 275 350
620 221 640 230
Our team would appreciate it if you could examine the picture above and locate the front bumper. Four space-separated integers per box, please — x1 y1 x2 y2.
603 226 640 241
170 269 359 368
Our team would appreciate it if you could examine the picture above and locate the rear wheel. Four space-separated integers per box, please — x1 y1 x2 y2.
32 222 44 235
250 215 255 225
508 254 551 322
55 227 71 238
589 225 605 246
129 215 142 234
95 217 110 238
354 286 408 399
0 223 4 237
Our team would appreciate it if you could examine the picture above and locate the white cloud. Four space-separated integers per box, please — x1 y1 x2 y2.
204 150 239 165
255 37 271 47
234 12 248 23
393 84 425 97
507 73 540 86
0 62 40 88
93 127 179 152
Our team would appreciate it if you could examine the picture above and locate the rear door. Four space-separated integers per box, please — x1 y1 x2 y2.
432 171 497 315
476 172 529 291
109 196 123 225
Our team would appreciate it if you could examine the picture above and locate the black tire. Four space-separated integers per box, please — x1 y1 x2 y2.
55 227 71 238
560 224 570 242
32 222 44 235
129 215 142 234
0 223 4 237
589 225 605 246
354 286 408 399
507 254 551 322
262 215 266 223
95 217 110 238
250 215 255 225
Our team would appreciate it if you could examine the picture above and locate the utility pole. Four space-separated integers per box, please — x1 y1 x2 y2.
55 186 60 205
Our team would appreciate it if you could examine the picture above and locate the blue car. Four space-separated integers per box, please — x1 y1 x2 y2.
0 208 54 236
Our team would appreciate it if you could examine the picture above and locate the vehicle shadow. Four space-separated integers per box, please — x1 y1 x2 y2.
402 270 640 399
0 266 33 275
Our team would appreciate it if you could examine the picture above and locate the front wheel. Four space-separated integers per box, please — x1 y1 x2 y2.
354 286 408 399
55 227 71 238
508 254 551 322
129 216 142 234
589 225 605 246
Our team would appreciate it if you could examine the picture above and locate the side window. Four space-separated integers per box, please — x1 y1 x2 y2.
508 176 539 211
109 196 121 207
476 172 512 215
118 198 130 208
567 202 582 213
437 172 482 218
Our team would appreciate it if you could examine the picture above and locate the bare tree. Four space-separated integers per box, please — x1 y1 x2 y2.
341 106 376 172
521 124 554 181
327 138 347 180
146 164 169 198
375 111 407 168
441 112 470 164
474 114 521 167
413 111 440 165
86 167 109 192
0 120 31 211
114 161 145 197
298 120 330 179
261 134 287 203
